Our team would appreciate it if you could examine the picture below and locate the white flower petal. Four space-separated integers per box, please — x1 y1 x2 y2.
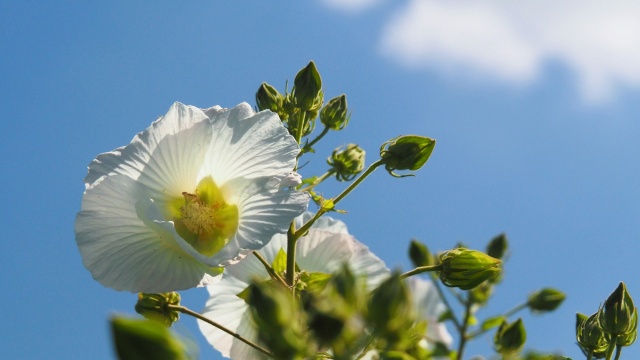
75 174 218 292
202 103 299 186
84 102 210 189
77 102 308 292
199 277 266 359
208 187 309 267
406 277 454 348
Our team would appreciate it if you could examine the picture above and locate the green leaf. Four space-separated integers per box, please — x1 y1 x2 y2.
272 248 287 275
481 315 506 331
111 316 189 360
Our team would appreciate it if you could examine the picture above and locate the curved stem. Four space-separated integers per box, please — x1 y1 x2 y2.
302 125 330 154
253 252 288 288
167 305 273 358
400 264 443 279
294 160 384 240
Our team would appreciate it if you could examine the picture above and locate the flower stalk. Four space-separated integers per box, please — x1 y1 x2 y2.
166 305 273 358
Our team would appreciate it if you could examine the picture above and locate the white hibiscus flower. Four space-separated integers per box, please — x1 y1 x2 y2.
75 102 310 292
406 277 453 354
198 213 389 360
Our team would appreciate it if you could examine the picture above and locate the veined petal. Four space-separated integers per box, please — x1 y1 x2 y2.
207 187 309 267
85 102 211 190
75 174 219 292
201 103 299 186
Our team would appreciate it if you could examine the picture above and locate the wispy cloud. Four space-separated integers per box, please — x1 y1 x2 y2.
318 0 383 13
378 0 640 102
319 0 640 102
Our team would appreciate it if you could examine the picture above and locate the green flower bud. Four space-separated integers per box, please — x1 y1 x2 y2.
287 109 315 138
527 288 566 312
576 313 609 355
327 144 365 181
292 61 323 111
598 282 637 336
617 328 637 347
408 239 435 268
438 248 501 290
486 233 508 260
247 281 307 359
320 94 350 130
494 318 526 355
255 82 284 114
379 135 435 177
367 272 415 338
111 316 190 360
135 292 181 327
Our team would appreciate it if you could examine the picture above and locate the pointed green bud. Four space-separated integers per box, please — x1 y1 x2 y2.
494 318 526 355
292 61 323 111
111 316 190 360
135 292 181 327
327 144 365 181
379 135 435 177
256 82 284 114
576 312 609 355
408 239 435 268
598 282 637 335
527 288 566 312
486 233 508 260
438 248 501 290
320 94 350 130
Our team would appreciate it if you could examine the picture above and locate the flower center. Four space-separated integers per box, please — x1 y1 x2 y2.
170 176 238 257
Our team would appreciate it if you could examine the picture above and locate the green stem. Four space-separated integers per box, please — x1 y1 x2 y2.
400 264 443 279
253 252 288 288
605 335 618 360
466 302 528 339
428 273 463 332
167 305 273 358
587 349 593 360
298 170 335 192
302 125 330 154
294 160 384 240
456 295 474 360
613 345 622 360
286 222 297 287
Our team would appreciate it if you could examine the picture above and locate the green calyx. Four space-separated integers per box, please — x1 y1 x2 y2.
380 135 435 177
438 247 501 290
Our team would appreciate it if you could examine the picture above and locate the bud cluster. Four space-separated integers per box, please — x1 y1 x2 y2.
134 292 181 327
576 282 638 358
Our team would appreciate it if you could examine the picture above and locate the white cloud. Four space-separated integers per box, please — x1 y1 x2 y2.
379 0 640 102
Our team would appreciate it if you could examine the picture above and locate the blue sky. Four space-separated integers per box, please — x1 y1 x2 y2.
3 1 640 359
